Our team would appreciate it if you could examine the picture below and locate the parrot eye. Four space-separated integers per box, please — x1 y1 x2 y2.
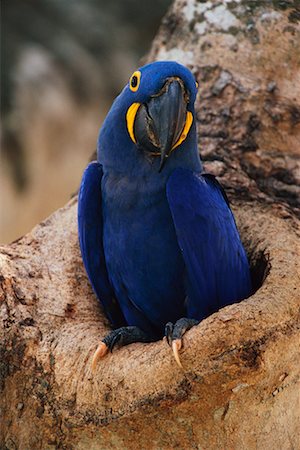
129 71 141 92
195 81 199 89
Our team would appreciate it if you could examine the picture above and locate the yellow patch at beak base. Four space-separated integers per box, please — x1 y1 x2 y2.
126 102 141 144
172 111 193 150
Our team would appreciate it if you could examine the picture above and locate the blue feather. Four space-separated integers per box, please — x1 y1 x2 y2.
78 162 125 328
166 168 252 321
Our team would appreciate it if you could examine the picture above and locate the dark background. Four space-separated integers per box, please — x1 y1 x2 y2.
1 0 171 243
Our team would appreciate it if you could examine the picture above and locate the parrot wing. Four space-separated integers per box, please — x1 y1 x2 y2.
78 161 125 328
166 168 252 320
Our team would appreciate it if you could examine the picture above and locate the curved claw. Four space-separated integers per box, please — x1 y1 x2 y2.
172 339 183 369
91 342 109 371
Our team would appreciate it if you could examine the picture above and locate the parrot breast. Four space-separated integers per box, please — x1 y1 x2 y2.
101 169 186 336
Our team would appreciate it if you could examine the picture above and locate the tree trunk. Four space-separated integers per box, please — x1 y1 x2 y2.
1 1 299 449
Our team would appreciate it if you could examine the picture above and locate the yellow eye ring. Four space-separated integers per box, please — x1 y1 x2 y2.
195 81 199 88
129 71 141 92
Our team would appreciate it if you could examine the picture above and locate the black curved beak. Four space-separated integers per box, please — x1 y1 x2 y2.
134 78 188 171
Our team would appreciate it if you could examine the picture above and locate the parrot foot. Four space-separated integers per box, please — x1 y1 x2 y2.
91 326 153 370
165 318 199 369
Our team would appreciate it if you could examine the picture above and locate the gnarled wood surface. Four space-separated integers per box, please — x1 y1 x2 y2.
1 1 299 449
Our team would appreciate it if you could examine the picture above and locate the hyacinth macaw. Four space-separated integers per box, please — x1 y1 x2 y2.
78 61 252 369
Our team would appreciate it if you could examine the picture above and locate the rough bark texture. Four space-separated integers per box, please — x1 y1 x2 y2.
1 1 300 449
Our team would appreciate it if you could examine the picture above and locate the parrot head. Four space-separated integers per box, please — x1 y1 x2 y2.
98 61 199 173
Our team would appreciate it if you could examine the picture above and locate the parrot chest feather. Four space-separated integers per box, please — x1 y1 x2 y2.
101 170 186 330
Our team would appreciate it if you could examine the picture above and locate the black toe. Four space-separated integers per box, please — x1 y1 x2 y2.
172 318 199 340
165 322 174 346
164 317 199 343
102 326 153 352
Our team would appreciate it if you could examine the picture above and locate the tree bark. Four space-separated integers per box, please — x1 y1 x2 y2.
1 1 299 449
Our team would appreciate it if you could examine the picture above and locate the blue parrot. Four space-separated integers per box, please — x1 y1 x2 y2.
78 61 252 369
